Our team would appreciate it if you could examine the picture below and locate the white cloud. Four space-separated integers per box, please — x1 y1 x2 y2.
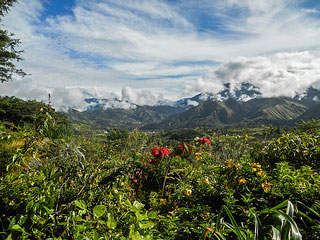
185 51 320 98
2 0 320 107
0 79 172 111
302 8 320 14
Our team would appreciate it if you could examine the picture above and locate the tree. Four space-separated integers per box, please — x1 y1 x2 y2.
0 0 25 82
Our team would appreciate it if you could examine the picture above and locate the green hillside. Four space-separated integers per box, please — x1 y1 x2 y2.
143 98 309 130
67 105 185 129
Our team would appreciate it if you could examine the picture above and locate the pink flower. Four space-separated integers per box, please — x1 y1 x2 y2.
200 138 211 146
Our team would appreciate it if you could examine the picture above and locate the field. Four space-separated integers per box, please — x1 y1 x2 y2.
1 105 320 239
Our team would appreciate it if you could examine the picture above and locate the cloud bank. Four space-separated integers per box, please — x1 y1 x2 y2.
0 79 171 111
185 51 320 98
2 0 320 107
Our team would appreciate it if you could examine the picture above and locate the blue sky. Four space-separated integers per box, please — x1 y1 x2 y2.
2 0 320 110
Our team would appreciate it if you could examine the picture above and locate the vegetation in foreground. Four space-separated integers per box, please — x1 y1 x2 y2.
1 98 320 239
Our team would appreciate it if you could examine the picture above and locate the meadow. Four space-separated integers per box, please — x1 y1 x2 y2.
1 104 320 239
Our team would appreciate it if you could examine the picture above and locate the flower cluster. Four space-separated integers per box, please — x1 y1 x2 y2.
152 147 171 157
150 147 171 163
176 143 193 157
252 162 265 176
262 182 272 192
199 138 211 146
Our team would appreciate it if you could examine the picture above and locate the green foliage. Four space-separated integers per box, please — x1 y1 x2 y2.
1 110 320 239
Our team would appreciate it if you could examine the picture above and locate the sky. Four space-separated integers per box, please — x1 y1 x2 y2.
1 0 320 110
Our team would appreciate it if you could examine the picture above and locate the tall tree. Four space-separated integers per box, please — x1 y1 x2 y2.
0 0 25 82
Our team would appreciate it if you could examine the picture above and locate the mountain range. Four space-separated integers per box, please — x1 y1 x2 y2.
67 85 320 130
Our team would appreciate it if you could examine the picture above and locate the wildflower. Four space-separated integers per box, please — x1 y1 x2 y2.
204 177 210 184
262 182 272 192
151 147 171 158
253 168 258 172
200 138 211 146
151 147 160 157
114 189 119 194
178 143 186 153
160 198 167 205
9 201 15 206
202 212 210 218
256 171 264 177
239 178 247 185
185 189 192 196
226 159 234 168
177 143 193 157
30 181 34 186
195 152 202 160
235 163 241 170
252 163 261 168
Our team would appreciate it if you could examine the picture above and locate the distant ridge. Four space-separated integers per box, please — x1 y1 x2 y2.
66 86 320 129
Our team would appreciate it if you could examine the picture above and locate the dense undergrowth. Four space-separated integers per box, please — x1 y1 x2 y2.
1 102 320 239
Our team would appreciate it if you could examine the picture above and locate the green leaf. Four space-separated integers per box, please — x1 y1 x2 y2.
272 226 281 240
98 219 106 225
133 201 145 210
286 201 294 217
92 230 100 240
135 211 147 221
74 200 87 210
93 205 107 218
148 211 159 219
273 210 302 240
223 206 245 240
125 199 132 208
107 213 117 229
139 221 154 229
270 200 289 211
252 213 262 240
75 216 86 222
11 224 23 232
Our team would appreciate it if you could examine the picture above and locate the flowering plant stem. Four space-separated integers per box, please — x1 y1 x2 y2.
161 156 173 197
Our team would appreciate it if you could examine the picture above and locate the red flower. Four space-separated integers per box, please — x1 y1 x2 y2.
159 147 171 157
151 147 171 158
151 147 160 157
200 138 211 146
178 143 186 153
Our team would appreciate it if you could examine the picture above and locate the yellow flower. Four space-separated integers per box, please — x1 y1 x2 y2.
226 159 234 168
160 198 167 205
235 163 241 170
185 189 192 196
114 189 119 194
9 201 15 206
253 168 258 172
256 171 264 176
195 156 202 160
195 152 202 156
239 178 247 185
262 182 272 192
204 178 210 184
252 163 261 168
30 181 34 186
